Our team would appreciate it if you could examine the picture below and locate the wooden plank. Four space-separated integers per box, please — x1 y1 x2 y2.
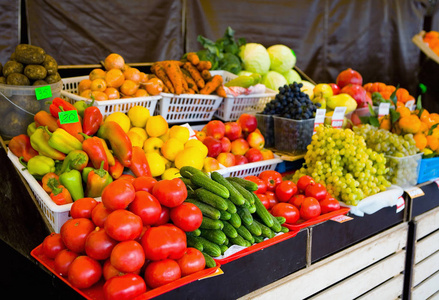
240 223 407 300
413 250 439 287
412 270 439 300
311 251 405 300
356 273 404 300
415 229 439 264
414 206 439 239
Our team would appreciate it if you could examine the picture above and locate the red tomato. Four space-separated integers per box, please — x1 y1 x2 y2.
103 259 141 281
297 175 315 192
68 256 102 289
103 273 147 300
104 210 143 241
289 194 305 209
60 218 95 253
141 224 186 261
265 191 278 209
258 170 282 192
170 203 203 232
85 227 118 261
111 240 145 273
271 203 300 224
136 225 150 243
42 233 66 259
102 180 136 211
244 175 267 194
275 180 298 202
152 206 170 226
152 178 187 208
144 259 181 288
132 176 157 193
91 202 112 227
305 183 328 201
70 197 98 219
256 193 270 209
54 249 78 277
176 247 206 277
118 174 136 184
128 191 162 226
320 195 341 214
300 197 321 220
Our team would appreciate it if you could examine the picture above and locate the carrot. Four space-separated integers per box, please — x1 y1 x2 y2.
181 68 199 93
197 60 212 71
151 63 174 93
201 69 212 81
216 85 227 98
175 63 189 92
161 61 184 95
200 75 223 95
183 62 205 89
186 88 196 94
186 52 200 65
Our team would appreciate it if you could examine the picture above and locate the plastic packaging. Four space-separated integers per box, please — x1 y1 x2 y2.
273 116 314 154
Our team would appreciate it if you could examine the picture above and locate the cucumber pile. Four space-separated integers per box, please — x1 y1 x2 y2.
180 166 288 266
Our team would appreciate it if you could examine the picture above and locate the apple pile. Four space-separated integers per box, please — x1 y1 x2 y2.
194 114 275 171
332 68 372 108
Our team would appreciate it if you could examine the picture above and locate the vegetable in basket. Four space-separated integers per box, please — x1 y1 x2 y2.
30 127 65 160
97 121 133 168
8 134 38 162
85 161 113 198
45 127 83 154
26 155 56 177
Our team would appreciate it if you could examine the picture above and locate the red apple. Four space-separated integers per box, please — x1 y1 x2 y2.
329 83 340 95
203 157 220 172
231 138 250 156
220 137 232 153
195 130 206 142
340 84 371 108
237 114 258 134
245 148 263 162
224 122 242 141
203 136 222 158
246 131 265 150
336 68 363 89
260 149 274 160
234 154 248 165
203 120 225 140
217 152 236 167
350 112 362 126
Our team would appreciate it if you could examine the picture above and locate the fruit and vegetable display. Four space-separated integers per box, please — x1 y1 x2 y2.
422 30 439 56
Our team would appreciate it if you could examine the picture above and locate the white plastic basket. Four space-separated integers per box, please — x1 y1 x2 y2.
155 93 223 123
211 70 277 121
61 76 161 118
216 155 283 178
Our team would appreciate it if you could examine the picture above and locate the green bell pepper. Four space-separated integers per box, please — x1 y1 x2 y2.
26 155 56 177
59 167 84 201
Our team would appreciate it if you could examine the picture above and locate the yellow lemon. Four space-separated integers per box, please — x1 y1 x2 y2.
159 131 170 143
128 105 150 127
169 125 190 144
105 112 131 133
129 127 148 141
146 115 168 137
161 138 185 161
175 147 205 170
145 152 166 177
161 167 181 180
185 139 208 157
127 131 144 148
143 137 164 154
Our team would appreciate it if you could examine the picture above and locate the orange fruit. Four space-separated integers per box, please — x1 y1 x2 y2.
139 72 149 84
420 109 430 122
80 89 92 99
90 78 107 92
427 135 439 151
420 121 429 134
378 116 391 131
396 106 411 118
430 112 439 124
123 67 141 85
122 64 130 72
78 79 92 94
414 132 427 150
120 80 139 96
134 89 148 97
104 53 125 71
91 91 109 101
104 87 120 100
105 69 125 88
89 68 106 81
145 78 164 96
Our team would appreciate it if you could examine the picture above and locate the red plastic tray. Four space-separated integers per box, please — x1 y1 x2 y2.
213 229 299 265
282 207 350 231
31 244 220 300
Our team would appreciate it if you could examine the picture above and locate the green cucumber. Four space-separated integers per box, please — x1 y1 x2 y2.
230 234 247 247
225 199 237 214
202 252 216 268
210 172 246 205
186 228 201 237
254 220 275 239
219 244 229 255
276 216 287 225
237 206 253 226
228 180 254 204
186 235 203 251
226 177 259 191
180 177 197 190
180 166 208 179
236 225 253 241
200 217 224 230
200 229 227 245
195 188 228 211
229 212 242 228
222 221 238 238
244 220 262 236
270 214 282 233
244 239 253 247
197 236 222 257
186 198 221 220
252 192 274 228
248 202 256 213
253 235 264 243
219 210 232 221
191 173 230 198
280 226 289 233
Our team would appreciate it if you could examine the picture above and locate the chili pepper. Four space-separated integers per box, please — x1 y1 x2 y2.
97 121 132 167
48 178 73 205
100 137 115 166
82 167 94 183
82 99 103 136
59 150 89 174
44 126 83 154
109 158 124 180
26 155 56 177
56 115 84 142
27 122 37 137
73 100 88 118
86 161 113 198
59 165 84 201
80 133 109 171
34 110 59 132
8 134 38 162
129 146 151 177
49 97 77 119
42 172 59 193
30 127 66 160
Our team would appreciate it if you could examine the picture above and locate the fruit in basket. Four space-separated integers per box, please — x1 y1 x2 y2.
234 154 248 165
145 152 166 177
245 148 263 162
237 113 258 134
231 138 250 156
300 197 321 220
174 147 205 170
162 138 185 161
42 233 66 259
224 121 242 141
143 137 164 153
329 83 340 95
260 149 274 160
246 131 265 150
203 120 225 140
103 274 147 300
120 79 139 96
326 93 358 113
89 68 106 81
340 84 372 108
105 111 131 133
203 136 223 158
146 115 169 137
313 83 333 99
203 157 221 172
128 105 150 128
68 255 102 289
123 67 141 84
104 53 125 71
220 137 232 152
336 68 363 89
90 78 107 92
271 203 300 224
144 77 164 95
144 259 181 288
105 68 125 88
217 152 236 167
169 125 190 144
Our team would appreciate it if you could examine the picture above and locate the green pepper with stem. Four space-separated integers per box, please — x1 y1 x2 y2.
59 163 84 201
86 161 113 198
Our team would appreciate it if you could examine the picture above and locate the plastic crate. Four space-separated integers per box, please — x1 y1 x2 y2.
211 70 276 121
417 156 439 184
273 116 315 155
385 153 423 188
155 92 223 123
61 76 160 118
255 113 276 148
216 155 283 178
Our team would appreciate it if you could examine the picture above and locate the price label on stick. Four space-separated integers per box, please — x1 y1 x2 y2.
313 109 326 134
405 100 415 111
59 110 80 124
378 102 390 118
331 106 347 128
35 85 52 100
330 214 353 223
405 187 425 199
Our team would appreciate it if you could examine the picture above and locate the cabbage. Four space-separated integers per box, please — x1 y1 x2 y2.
267 45 296 74
261 71 288 91
239 43 270 75
283 69 302 84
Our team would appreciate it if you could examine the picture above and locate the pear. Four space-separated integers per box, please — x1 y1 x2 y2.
326 93 358 113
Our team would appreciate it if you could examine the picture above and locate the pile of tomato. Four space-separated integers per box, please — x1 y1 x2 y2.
244 171 341 225
41 176 206 300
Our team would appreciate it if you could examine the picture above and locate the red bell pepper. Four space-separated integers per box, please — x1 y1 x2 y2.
47 178 73 205
140 224 186 261
34 111 59 132
56 116 84 142
49 97 77 119
109 158 124 180
129 146 151 178
97 121 132 167
81 133 109 171
8 134 38 162
82 100 103 136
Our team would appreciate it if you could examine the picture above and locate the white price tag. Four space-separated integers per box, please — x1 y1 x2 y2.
396 196 405 213
313 109 326 134
331 106 347 128
405 187 425 199
378 102 390 118
330 214 353 223
405 100 415 111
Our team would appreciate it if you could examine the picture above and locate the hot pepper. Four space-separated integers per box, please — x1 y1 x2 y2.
56 114 84 142
97 121 132 167
86 161 113 198
26 155 56 177
59 165 84 201
42 172 59 193
82 167 94 183
82 99 103 136
80 133 109 171
8 134 38 162
49 97 77 119
34 110 59 132
48 178 73 205
27 122 37 137
109 158 124 180
59 150 89 174
30 127 66 160
45 126 83 154
129 146 151 177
